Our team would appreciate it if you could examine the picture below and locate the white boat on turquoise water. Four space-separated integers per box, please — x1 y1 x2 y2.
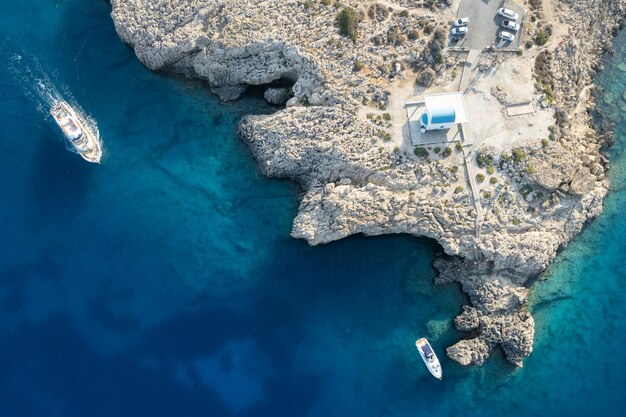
416 338 442 380
50 101 102 163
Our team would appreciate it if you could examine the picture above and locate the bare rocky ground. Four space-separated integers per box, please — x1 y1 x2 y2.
110 0 626 367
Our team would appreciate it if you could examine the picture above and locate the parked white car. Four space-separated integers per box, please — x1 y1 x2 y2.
497 8 519 20
501 20 521 31
499 31 515 42
450 26 468 36
453 17 469 27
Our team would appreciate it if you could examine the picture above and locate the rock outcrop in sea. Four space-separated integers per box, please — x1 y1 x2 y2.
109 0 626 367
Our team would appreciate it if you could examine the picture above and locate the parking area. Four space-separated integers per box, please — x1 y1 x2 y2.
452 0 525 50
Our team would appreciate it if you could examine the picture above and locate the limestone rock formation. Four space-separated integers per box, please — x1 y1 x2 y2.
263 87 291 105
109 0 626 367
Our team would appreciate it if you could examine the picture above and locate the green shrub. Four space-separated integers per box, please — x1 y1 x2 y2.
335 7 360 42
429 42 443 64
476 173 485 183
525 40 534 49
454 186 465 194
455 143 463 152
543 83 555 103
451 69 457 79
541 138 549 148
489 177 498 184
483 191 492 198
520 184 533 198
535 30 550 46
476 154 494 168
382 132 392 142
424 24 433 35
382 112 391 121
487 166 495 175
416 69 435 87
512 218 521 225
442 147 452 158
512 148 527 163
320 0 332 5
303 0 314 10
408 29 420 41
450 165 459 174
387 26 400 45
526 165 537 174
400 10 409 18
434 147 441 154
414 147 429 158
353 60 364 71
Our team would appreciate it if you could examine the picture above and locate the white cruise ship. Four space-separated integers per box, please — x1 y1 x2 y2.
50 101 102 163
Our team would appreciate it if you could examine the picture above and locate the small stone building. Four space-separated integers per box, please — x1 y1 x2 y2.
420 92 468 132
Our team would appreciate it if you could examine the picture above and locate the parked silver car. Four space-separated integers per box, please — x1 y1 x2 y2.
499 31 515 42
497 8 519 20
501 20 520 31
450 26 469 37
453 17 469 27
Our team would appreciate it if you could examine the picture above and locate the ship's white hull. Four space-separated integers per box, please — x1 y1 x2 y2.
50 101 102 163
416 338 442 380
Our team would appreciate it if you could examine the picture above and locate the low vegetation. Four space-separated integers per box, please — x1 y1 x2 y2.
512 148 528 163
427 28 447 65
535 30 550 46
336 7 360 42
476 153 494 168
414 147 429 158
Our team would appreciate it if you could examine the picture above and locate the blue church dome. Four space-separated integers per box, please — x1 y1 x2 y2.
428 105 456 124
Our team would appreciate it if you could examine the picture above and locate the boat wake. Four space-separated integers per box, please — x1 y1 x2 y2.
3 44 102 157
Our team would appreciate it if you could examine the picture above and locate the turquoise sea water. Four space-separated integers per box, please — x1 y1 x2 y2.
0 1 624 416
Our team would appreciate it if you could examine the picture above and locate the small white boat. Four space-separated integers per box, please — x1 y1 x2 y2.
50 101 102 163
415 338 442 380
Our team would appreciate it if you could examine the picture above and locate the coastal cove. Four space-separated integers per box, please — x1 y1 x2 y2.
0 1 624 417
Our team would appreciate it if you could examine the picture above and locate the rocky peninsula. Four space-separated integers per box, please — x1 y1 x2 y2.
110 0 626 367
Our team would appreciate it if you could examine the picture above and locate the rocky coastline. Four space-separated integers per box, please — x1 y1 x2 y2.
110 0 626 367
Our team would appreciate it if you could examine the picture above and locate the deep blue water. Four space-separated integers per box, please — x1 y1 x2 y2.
0 1 624 416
